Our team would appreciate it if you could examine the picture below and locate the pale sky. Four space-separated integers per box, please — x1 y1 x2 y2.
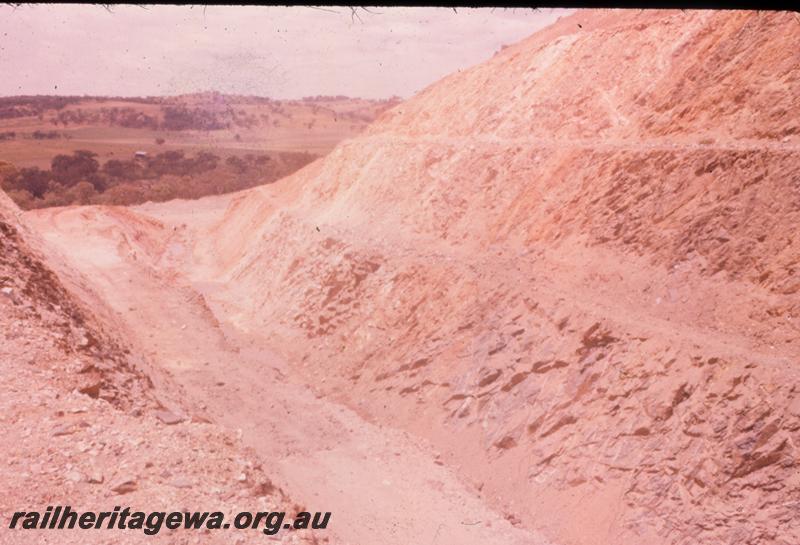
0 5 572 99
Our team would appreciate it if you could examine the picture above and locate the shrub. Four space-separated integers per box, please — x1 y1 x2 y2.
0 160 17 180
67 181 98 205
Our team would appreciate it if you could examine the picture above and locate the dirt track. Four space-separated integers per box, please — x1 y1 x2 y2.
26 201 550 545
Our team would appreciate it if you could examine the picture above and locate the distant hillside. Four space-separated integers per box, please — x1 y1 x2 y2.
0 93 401 132
0 93 401 209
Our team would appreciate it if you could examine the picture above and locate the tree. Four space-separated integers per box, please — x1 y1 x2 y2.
87 173 108 192
102 158 138 180
51 150 99 187
3 167 52 199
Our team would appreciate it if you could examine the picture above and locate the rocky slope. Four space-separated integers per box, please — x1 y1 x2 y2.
16 8 800 545
0 194 323 544
184 10 800 545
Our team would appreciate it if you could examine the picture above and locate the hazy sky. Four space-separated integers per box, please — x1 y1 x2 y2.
0 5 572 99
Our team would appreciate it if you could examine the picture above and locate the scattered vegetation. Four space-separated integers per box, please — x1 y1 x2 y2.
0 93 398 209
0 94 401 131
53 107 159 129
32 130 64 140
0 96 82 119
1 149 316 209
0 130 65 140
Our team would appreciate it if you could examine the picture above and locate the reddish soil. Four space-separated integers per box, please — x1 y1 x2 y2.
5 9 800 545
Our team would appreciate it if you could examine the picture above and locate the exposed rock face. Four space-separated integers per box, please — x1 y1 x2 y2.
0 194 320 545
0 191 152 411
194 10 800 545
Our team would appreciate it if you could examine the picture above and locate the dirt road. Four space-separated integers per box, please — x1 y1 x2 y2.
26 203 551 545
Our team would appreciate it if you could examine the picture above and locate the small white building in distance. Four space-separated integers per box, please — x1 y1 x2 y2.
134 151 148 159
